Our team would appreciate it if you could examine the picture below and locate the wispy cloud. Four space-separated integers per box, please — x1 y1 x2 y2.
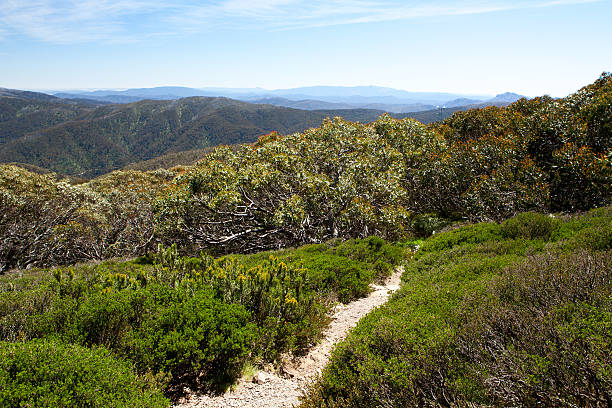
0 0 603 44
0 0 171 43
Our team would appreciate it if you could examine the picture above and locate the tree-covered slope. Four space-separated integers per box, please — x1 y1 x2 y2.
0 94 419 177
0 97 340 177
157 73 610 255
0 89 94 145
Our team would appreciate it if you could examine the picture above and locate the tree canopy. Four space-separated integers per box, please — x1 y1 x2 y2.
156 73 610 254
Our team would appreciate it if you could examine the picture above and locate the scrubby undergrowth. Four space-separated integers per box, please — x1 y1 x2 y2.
0 237 405 406
300 207 612 407
0 339 169 408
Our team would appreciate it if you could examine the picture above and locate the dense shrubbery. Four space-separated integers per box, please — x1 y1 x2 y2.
0 339 169 407
300 207 612 407
157 74 611 254
0 237 404 402
128 285 254 389
456 250 611 406
1 75 610 271
1 268 257 391
0 166 175 272
235 236 405 303
155 120 415 254
501 210 561 240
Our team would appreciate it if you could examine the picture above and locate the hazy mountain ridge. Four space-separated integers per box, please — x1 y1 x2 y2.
0 95 332 176
51 86 526 114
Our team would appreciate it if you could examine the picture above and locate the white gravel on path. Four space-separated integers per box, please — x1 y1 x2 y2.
175 267 403 408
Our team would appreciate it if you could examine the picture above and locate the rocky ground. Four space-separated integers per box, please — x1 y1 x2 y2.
176 267 403 408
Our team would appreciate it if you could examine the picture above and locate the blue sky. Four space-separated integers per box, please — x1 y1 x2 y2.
1 0 611 96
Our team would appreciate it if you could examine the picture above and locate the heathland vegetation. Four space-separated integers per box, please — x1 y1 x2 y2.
300 208 611 407
1 237 404 405
0 74 610 406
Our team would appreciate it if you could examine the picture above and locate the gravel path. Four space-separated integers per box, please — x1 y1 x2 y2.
175 267 403 408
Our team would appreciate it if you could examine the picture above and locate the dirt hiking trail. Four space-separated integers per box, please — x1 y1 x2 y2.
176 266 403 408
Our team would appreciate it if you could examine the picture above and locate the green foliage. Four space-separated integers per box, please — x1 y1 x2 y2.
156 117 415 254
237 236 405 303
298 254 373 304
1 237 404 400
418 221 503 253
300 207 612 407
501 211 561 240
152 245 327 359
154 75 610 256
1 267 255 391
0 339 169 408
128 285 255 388
431 73 611 218
456 250 612 406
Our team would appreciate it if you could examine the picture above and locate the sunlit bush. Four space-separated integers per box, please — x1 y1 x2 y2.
0 339 168 408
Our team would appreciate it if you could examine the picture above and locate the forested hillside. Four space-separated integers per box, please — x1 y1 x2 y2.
0 88 94 145
0 89 417 177
0 90 391 176
0 96 339 177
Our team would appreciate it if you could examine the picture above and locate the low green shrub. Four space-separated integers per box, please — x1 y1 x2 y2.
501 211 560 240
26 282 255 390
236 236 406 303
128 285 255 389
210 256 328 358
299 255 373 303
418 222 503 253
456 249 612 406
0 339 168 408
1 270 256 391
560 221 612 251
302 241 521 407
152 247 330 358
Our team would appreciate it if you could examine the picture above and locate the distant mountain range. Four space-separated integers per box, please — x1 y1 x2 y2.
1 86 526 177
52 86 524 113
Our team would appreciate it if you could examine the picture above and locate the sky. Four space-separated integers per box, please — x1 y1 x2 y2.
0 0 611 97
